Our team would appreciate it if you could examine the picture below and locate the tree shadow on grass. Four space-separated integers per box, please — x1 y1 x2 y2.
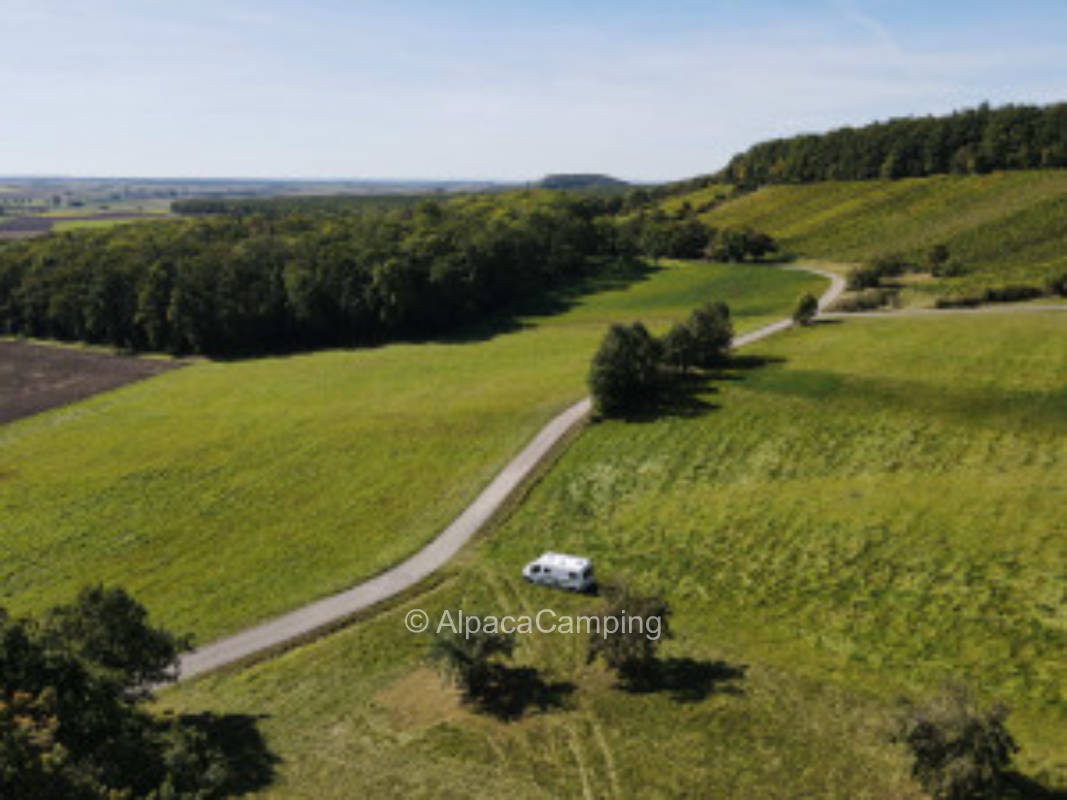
618 372 721 422
473 665 577 722
709 353 786 378
1001 772 1067 799
616 354 788 423
175 712 280 795
617 657 747 703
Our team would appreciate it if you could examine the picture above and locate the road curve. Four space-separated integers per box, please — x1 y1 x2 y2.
174 265 845 682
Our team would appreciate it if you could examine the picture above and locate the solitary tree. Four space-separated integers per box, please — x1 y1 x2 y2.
429 628 515 702
894 686 1019 800
587 590 672 690
793 292 819 326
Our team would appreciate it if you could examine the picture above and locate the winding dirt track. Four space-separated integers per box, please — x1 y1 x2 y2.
175 265 848 682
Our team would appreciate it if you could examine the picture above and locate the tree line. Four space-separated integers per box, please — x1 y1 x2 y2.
0 191 778 357
0 194 610 355
716 102 1067 187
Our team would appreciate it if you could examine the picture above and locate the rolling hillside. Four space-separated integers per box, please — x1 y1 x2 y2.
668 170 1067 300
161 310 1067 798
0 260 823 642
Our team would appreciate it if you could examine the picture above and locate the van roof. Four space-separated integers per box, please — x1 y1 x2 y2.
535 552 591 570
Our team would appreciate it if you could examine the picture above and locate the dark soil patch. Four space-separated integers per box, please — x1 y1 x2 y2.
0 340 185 425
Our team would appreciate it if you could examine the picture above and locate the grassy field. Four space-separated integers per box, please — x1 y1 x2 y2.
0 260 823 642
160 310 1067 798
671 171 1067 300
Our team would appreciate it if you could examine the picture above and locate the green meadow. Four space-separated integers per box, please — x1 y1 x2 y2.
0 260 823 642
161 310 1067 798
673 171 1067 298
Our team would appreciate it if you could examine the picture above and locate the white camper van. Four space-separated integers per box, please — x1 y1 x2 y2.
521 552 596 593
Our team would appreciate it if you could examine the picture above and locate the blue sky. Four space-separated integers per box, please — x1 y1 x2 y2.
2 0 1065 181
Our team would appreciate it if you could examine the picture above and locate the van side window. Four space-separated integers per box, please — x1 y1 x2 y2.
531 565 540 573
568 572 577 579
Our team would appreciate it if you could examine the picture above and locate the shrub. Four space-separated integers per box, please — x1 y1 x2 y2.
705 227 777 262
870 253 910 277
586 589 672 690
935 295 982 309
846 265 883 290
936 284 1044 308
792 293 819 325
1047 273 1067 297
982 284 1044 303
588 322 664 416
893 687 1018 800
428 627 516 702
926 244 950 272
829 288 894 312
847 254 913 291
932 260 970 278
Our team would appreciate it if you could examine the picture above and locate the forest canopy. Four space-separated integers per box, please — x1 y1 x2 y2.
717 102 1067 187
0 192 747 356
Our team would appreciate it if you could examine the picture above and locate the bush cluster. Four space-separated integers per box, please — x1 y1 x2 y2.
589 302 732 416
612 214 775 263
936 284 1045 308
829 288 897 312
1046 273 1067 297
846 254 911 290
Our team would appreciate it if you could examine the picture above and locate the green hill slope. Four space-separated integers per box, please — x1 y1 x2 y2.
161 310 1067 798
0 260 823 642
674 170 1067 298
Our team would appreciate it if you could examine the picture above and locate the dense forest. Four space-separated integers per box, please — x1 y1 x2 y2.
538 174 630 191
171 193 426 216
716 102 1067 187
0 192 742 356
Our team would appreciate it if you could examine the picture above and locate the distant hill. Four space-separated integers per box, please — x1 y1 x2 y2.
715 101 1067 187
538 173 629 191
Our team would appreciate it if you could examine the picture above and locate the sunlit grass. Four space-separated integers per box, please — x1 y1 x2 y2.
160 310 1067 797
1 260 823 641
675 171 1067 297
